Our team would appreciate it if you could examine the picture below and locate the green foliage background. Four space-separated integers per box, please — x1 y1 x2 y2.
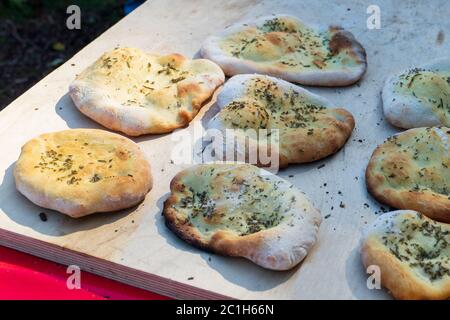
0 0 128 109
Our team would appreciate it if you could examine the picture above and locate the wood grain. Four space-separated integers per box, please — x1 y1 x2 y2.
0 0 447 299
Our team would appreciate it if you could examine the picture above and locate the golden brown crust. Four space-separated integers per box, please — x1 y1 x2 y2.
366 127 450 223
361 211 450 300
207 74 355 168
163 172 212 252
14 129 152 218
280 108 355 163
163 168 268 254
382 59 450 129
163 164 321 270
69 48 225 136
201 15 367 86
362 239 449 300
329 28 362 57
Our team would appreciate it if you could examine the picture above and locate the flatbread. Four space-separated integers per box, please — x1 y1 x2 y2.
206 74 355 168
70 47 225 136
14 129 152 218
366 127 450 223
383 59 450 128
361 210 450 300
163 163 321 270
201 14 367 86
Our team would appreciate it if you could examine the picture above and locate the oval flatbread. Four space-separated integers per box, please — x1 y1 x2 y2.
163 163 321 270
366 127 450 223
200 14 367 86
14 129 152 218
383 59 450 128
70 47 225 136
207 74 355 168
361 210 450 300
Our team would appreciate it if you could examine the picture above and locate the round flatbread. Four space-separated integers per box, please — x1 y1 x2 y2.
366 127 450 223
206 74 355 168
361 210 450 300
201 14 367 86
383 59 450 129
163 163 321 270
69 47 225 136
14 129 152 218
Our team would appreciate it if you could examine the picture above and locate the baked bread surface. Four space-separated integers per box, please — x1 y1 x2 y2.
70 47 225 136
207 74 355 167
201 14 367 86
14 129 152 218
163 163 321 270
383 59 450 129
361 210 450 300
366 127 450 223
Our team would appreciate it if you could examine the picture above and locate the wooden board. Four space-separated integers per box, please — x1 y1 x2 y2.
0 0 448 299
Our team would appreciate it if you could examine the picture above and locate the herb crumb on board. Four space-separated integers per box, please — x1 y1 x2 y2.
39 212 47 222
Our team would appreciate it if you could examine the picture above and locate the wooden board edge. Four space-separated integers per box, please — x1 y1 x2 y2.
0 228 235 300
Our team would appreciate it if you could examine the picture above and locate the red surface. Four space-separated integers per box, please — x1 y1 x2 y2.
0 246 170 300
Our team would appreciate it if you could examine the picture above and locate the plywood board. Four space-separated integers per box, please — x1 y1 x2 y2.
1 0 448 299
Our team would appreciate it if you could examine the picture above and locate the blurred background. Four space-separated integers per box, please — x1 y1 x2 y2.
0 0 145 111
